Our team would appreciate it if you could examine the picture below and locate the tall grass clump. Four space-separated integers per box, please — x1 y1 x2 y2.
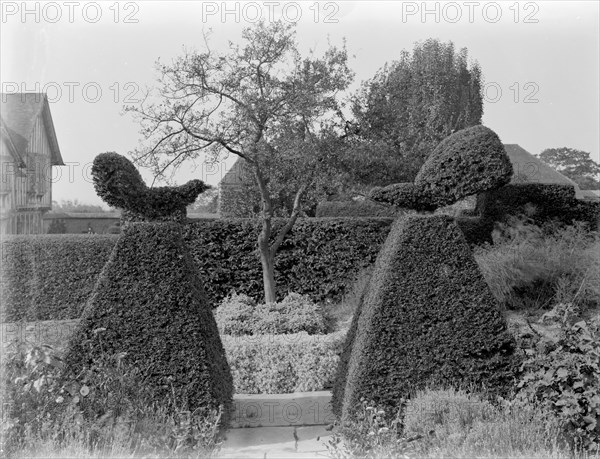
1 342 223 458
326 387 592 459
474 218 599 310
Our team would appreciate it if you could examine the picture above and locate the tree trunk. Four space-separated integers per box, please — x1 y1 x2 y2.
258 233 277 303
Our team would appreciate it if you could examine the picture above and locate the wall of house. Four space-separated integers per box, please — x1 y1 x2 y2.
24 116 52 209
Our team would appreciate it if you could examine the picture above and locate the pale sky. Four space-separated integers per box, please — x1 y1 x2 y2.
1 1 598 207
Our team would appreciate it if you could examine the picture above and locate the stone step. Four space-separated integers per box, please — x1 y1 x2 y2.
218 425 333 458
231 391 334 428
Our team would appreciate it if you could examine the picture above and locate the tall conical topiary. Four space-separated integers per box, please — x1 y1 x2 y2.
60 153 233 428
332 214 519 420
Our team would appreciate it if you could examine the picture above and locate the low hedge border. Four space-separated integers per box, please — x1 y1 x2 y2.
1 318 345 395
222 331 346 394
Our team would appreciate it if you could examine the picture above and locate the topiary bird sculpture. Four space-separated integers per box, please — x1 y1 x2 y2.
91 152 209 224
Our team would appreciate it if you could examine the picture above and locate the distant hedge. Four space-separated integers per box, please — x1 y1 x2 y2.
2 219 393 321
477 183 600 231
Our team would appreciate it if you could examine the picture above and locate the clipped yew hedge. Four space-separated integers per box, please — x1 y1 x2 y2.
61 222 233 423
477 183 600 231
332 215 519 420
1 235 116 322
2 218 393 321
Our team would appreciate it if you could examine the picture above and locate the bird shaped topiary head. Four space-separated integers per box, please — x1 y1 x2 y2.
370 125 513 211
91 152 209 224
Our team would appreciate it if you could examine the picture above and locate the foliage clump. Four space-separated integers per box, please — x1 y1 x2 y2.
215 292 327 336
515 303 600 451
2 343 223 457
332 215 519 420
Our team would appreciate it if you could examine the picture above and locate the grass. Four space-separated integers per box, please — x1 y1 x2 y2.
474 218 600 311
327 388 600 459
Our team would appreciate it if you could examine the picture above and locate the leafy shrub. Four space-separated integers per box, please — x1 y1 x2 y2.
2 342 223 457
515 304 600 450
414 125 513 207
474 219 600 309
3 218 393 321
215 292 327 336
222 331 345 394
333 215 519 420
214 293 257 336
60 222 233 427
316 200 402 217
253 293 327 335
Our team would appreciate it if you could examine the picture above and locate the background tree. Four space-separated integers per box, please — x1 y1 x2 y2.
126 21 353 302
538 147 600 190
345 38 483 191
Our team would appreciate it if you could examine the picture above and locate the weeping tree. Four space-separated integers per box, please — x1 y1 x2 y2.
126 21 353 303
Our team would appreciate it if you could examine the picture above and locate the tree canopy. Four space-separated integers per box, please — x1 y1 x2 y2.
345 38 483 190
126 21 353 302
538 147 600 190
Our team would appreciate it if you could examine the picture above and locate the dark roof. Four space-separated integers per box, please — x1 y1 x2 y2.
1 116 25 167
220 158 251 186
0 93 64 166
504 144 584 199
218 144 587 200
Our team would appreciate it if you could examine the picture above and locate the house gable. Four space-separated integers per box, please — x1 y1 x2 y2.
0 93 64 166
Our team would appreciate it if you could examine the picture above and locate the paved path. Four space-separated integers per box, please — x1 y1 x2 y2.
218 392 334 458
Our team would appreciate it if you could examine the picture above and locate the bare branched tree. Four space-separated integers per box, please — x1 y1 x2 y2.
126 21 353 302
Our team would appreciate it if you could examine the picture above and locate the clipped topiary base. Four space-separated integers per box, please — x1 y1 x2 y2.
61 222 233 427
333 214 519 421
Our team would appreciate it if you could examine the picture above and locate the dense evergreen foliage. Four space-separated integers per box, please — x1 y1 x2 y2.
332 215 519 420
60 223 233 424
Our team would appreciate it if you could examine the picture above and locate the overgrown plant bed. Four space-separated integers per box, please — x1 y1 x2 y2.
1 318 346 395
